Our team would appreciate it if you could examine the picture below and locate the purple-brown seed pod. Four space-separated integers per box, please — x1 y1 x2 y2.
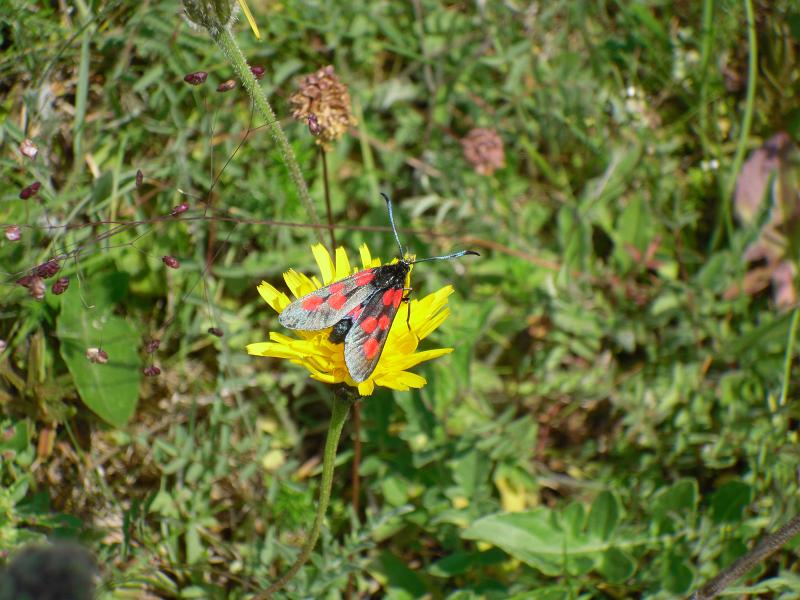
162 256 180 269
52 277 70 295
136 169 144 187
19 182 41 200
251 65 265 80
171 202 189 216
208 327 224 337
143 365 161 377
146 339 161 353
5 226 21 241
184 71 208 85
34 259 60 279
217 79 236 92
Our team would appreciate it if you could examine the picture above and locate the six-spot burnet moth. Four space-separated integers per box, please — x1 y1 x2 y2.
278 194 479 382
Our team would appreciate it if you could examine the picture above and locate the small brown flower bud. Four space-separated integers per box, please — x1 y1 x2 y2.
51 277 70 295
143 365 161 377
184 71 208 85
19 182 41 200
307 114 322 136
136 169 144 187
86 347 109 364
171 202 189 216
5 226 21 241
162 256 180 269
217 79 236 92
250 65 265 80
208 327 224 337
146 339 161 353
20 139 38 160
34 259 60 279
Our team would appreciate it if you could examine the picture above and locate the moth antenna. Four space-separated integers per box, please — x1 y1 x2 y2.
409 250 480 264
381 193 405 257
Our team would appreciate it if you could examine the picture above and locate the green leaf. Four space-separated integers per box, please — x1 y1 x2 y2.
663 551 693 594
56 280 141 427
710 480 752 524
598 547 634 583
463 510 603 576
588 491 619 541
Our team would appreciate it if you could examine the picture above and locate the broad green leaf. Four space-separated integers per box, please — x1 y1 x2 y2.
588 491 619 541
56 281 141 427
598 547 635 582
663 551 693 594
463 510 601 576
710 480 752 524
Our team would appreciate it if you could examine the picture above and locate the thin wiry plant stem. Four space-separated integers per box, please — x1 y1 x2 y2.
688 514 800 600
210 26 324 245
258 390 353 598
320 149 336 253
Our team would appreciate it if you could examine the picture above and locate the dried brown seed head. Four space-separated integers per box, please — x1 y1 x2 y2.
143 365 161 377
146 339 161 353
217 79 237 92
461 128 506 176
34 259 60 279
289 65 356 148
250 65 265 80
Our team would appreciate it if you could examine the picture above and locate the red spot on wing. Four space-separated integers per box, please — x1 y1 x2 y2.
329 282 345 294
392 288 403 308
355 271 375 286
378 314 391 330
327 293 347 309
360 316 378 334
302 295 324 310
363 337 380 359
382 289 395 306
348 305 363 318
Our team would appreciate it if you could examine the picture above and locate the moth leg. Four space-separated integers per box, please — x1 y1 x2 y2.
402 287 413 330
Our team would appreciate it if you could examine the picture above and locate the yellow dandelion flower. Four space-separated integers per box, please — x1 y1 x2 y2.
247 243 455 396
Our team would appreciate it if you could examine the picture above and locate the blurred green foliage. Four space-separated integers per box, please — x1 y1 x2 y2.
2 0 800 597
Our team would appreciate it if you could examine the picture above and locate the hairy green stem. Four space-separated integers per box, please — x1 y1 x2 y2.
689 514 800 600
259 391 353 598
210 26 324 245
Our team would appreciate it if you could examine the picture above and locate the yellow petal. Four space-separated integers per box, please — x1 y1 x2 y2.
284 269 318 297
357 380 375 396
334 247 351 279
415 306 451 340
257 282 291 313
359 243 373 269
312 244 335 284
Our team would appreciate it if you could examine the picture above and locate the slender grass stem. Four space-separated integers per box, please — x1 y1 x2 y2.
210 26 323 246
259 390 353 598
779 308 800 406
711 0 757 250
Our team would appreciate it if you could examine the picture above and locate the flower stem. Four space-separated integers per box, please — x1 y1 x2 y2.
259 390 353 598
210 26 324 245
